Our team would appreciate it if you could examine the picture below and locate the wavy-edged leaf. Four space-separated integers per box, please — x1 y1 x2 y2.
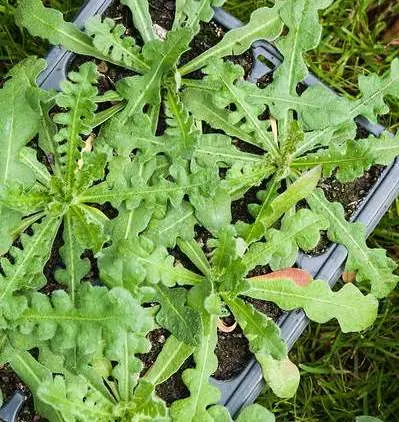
236 404 275 422
0 215 61 310
183 60 279 155
267 209 328 269
38 374 114 422
182 88 259 148
293 121 357 158
165 88 199 160
14 285 152 363
225 296 299 398
77 168 190 210
208 404 274 422
191 186 232 235
124 380 169 420
308 189 398 298
68 205 108 253
121 0 156 43
0 208 25 255
154 285 201 345
223 159 276 199
75 150 108 194
54 63 98 193
194 134 262 168
207 405 233 421
245 277 378 332
55 212 89 304
0 183 49 214
179 5 283 75
256 83 350 131
272 0 333 97
105 330 152 401
97 113 152 157
85 15 148 73
292 133 399 182
350 59 399 122
243 209 328 271
19 147 51 187
16 0 144 72
36 93 62 176
238 166 321 243
369 131 399 165
261 0 342 129
145 201 197 248
98 232 203 293
209 226 239 272
174 0 225 31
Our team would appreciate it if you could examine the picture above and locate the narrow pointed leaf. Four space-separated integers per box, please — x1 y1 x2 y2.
121 0 156 43
177 238 211 277
144 335 194 386
239 166 321 243
179 6 283 75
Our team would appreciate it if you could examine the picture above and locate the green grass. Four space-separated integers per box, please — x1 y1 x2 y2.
257 289 399 421
1 0 398 420
0 0 81 75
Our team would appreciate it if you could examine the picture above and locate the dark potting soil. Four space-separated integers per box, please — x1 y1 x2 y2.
139 329 192 405
0 365 45 422
231 140 385 256
213 298 282 381
139 304 282 400
70 0 254 93
167 226 282 386
310 164 385 255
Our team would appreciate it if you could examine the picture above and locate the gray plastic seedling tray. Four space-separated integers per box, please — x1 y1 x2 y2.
1 1 398 420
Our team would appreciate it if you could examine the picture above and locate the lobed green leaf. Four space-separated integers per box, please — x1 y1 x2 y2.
308 190 399 298
245 277 378 332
